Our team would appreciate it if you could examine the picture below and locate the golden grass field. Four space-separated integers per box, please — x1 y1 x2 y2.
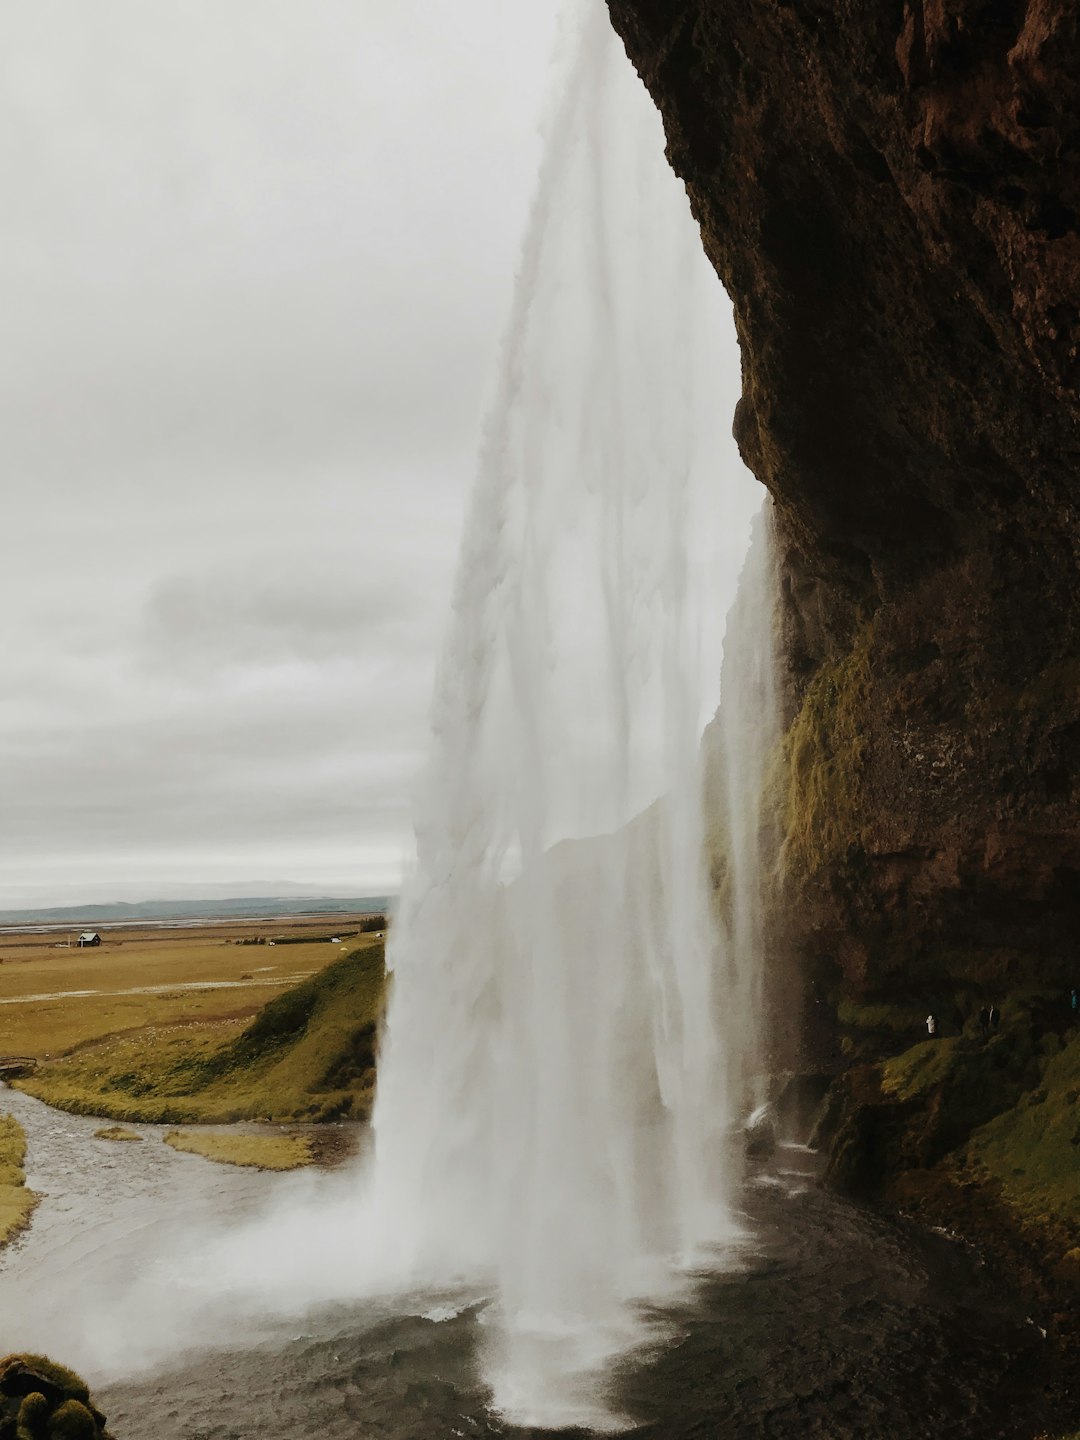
0 916 371 1060
163 1129 312 1170
0 1112 37 1244
6 919 387 1131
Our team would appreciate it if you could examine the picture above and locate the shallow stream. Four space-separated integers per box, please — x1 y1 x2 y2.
0 1087 1063 1439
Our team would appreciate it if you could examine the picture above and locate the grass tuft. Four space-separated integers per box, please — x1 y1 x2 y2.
162 1129 312 1170
0 1114 38 1247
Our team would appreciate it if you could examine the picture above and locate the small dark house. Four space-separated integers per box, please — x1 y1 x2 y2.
77 931 101 947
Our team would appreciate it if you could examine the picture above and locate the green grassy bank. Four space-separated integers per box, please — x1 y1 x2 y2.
821 992 1080 1286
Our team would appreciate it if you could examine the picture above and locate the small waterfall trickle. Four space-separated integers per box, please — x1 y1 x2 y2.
703 506 782 1120
366 3 780 1429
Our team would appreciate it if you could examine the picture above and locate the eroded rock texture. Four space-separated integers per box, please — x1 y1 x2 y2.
606 0 1080 1020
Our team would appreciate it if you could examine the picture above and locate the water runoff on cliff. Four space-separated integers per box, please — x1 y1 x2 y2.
362 3 779 1430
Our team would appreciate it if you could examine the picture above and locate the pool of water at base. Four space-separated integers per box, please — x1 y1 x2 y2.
0 1087 1066 1439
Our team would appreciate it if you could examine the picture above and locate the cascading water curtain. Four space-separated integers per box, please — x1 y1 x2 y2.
4 1 779 1404
368 1 773 1428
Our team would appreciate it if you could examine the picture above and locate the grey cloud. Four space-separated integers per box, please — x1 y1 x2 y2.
0 1 755 907
139 554 428 672
2 679 427 856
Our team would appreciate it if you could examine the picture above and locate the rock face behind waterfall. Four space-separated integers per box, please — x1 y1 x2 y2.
603 0 1080 1030
604 0 1080 1359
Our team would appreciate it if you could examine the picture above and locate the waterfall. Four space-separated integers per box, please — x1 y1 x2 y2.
0 0 782 1418
365 3 778 1429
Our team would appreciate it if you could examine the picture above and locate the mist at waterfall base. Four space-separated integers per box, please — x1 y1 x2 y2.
3 6 776 1431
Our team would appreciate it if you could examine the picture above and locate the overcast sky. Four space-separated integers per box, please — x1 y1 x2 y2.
2 1 755 909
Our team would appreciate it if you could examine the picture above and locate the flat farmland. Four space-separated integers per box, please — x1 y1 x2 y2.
0 916 380 1059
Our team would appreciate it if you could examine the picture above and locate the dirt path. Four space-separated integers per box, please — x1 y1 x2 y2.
0 975 312 1007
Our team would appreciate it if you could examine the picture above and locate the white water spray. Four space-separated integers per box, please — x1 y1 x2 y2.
364 4 778 1428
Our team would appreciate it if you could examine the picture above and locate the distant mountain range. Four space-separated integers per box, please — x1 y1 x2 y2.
0 895 392 928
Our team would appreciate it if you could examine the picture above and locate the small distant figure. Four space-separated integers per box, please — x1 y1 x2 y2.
1071 988 1078 1019
988 1004 999 1031
926 1013 937 1038
978 1006 990 1038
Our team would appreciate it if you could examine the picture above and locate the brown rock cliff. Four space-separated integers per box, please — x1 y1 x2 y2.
605 0 1080 1031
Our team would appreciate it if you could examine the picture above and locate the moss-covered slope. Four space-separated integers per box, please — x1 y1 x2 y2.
816 998 1080 1351
968 1029 1080 1230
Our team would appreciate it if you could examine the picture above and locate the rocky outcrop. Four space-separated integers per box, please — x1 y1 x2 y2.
0 1062 37 1083
604 0 1080 1032
0 1355 111 1439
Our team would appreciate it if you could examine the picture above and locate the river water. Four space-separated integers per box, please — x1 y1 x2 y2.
0 1087 1061 1439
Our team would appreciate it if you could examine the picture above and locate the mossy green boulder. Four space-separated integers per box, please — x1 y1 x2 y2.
0 1356 110 1440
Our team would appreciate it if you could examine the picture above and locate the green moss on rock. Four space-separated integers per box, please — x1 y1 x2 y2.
881 1037 962 1099
8 1360 88 1406
782 619 874 878
0 1356 109 1439
16 1391 49 1440
823 1002 1052 1189
47 1400 98 1438
838 998 931 1037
